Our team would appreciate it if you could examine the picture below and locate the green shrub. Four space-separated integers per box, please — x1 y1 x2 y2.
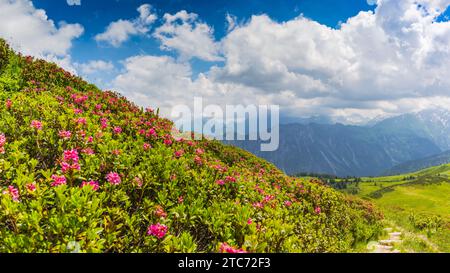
0 38 10 73
409 213 443 233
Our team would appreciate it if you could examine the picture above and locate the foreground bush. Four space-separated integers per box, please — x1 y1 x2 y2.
0 39 382 253
0 39 9 74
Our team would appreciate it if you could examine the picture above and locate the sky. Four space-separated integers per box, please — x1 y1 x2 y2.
1 0 450 124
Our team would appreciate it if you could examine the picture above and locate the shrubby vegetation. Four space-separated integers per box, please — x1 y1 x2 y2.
409 213 443 234
0 39 382 253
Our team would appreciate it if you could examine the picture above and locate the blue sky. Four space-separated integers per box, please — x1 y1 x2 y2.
1 0 450 124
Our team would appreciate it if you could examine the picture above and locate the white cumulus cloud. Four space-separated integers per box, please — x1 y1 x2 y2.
0 0 84 73
95 4 157 47
112 54 264 118
76 60 114 75
153 10 223 61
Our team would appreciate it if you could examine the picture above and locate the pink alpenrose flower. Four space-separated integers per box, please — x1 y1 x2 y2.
147 223 168 239
106 172 121 185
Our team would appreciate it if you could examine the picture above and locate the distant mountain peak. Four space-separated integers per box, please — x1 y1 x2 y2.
281 115 334 125
414 107 450 127
365 113 397 127
372 107 450 151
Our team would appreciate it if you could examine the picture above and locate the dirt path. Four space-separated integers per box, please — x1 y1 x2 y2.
368 228 402 253
368 225 441 253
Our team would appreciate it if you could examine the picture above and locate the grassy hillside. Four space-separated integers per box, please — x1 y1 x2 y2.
0 39 382 253
337 164 450 252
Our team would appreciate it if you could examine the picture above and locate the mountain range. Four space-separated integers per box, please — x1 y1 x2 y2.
227 109 450 177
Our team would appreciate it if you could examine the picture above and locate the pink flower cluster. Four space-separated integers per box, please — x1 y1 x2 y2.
216 176 237 186
51 175 67 187
144 128 157 138
64 149 79 162
0 133 6 154
216 179 225 185
163 137 173 146
100 118 108 129
71 94 88 104
82 148 95 155
61 149 80 173
194 156 203 165
60 162 77 173
225 176 236 183
113 127 122 134
106 172 121 185
178 196 184 204
26 183 37 192
315 206 322 214
219 243 247 253
81 180 100 191
147 223 168 239
31 120 42 130
58 130 72 140
74 117 87 126
252 202 264 209
3 186 20 201
5 99 12 109
263 195 275 203
212 164 228 173
143 143 152 151
174 149 184 158
252 194 277 210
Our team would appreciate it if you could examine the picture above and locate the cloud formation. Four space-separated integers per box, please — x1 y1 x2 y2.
95 4 157 47
114 0 450 124
67 0 81 6
76 60 114 75
153 10 223 61
0 0 84 73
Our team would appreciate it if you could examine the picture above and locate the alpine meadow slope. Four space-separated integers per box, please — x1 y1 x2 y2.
0 39 382 253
